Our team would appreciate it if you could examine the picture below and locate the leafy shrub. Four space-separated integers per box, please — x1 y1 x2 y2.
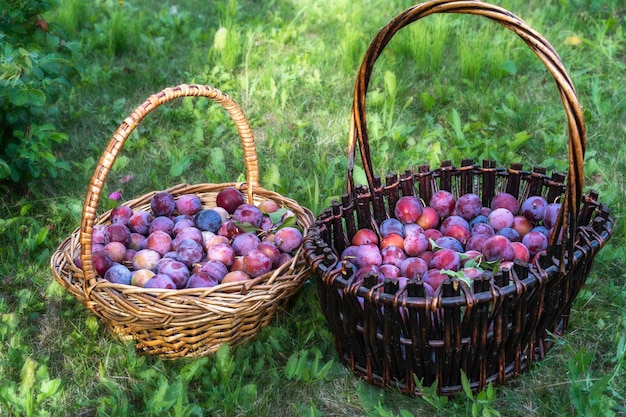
0 0 79 186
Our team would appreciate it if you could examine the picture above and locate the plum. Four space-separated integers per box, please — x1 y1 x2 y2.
521 195 548 222
146 230 173 256
440 215 470 234
379 233 404 251
175 239 204 267
232 232 260 256
150 191 176 217
92 224 110 245
243 249 273 277
128 232 147 250
543 203 562 229
256 242 280 268
429 248 461 271
144 274 177 289
233 203 263 228
511 242 530 263
482 235 515 262
491 192 519 214
175 194 202 216
107 223 131 246
216 187 245 214
131 269 155 287
381 245 406 268
487 208 514 231
456 193 482 220
195 209 223 233
522 231 549 257
155 258 190 288
394 196 423 224
104 263 132 285
403 232 428 256
196 260 229 282
217 219 244 239
471 222 495 237
496 227 520 243
258 199 280 214
92 250 113 277
132 249 161 271
149 216 174 235
110 205 133 225
207 242 236 267
379 218 405 237
434 236 464 253
417 206 440 230
380 264 401 279
400 257 428 279
352 228 379 246
274 227 303 253
355 244 382 268
429 190 456 218
221 270 251 284
185 273 218 289
172 218 196 236
103 241 127 263
128 211 153 235
443 224 471 247
172 227 203 250
422 269 448 291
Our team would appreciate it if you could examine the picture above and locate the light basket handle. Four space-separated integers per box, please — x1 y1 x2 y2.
79 84 260 285
347 0 585 266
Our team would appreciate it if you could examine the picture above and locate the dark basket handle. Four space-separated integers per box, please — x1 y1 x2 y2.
79 84 260 287
347 0 585 265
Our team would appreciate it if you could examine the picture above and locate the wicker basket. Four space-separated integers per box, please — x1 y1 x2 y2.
303 0 613 396
51 84 314 359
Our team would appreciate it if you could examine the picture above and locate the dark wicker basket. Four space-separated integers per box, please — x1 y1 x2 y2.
51 84 314 359
303 0 613 396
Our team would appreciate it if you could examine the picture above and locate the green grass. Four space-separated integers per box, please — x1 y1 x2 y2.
1 0 625 415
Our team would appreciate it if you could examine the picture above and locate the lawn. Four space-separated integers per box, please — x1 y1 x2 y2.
1 0 625 416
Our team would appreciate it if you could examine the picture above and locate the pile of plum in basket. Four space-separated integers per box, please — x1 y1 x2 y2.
303 0 614 396
84 187 304 290
304 161 612 395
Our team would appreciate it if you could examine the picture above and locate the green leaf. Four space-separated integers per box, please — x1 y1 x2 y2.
502 60 517 75
19 358 37 397
285 353 298 380
263 163 282 190
356 381 383 411
460 369 474 400
269 208 288 225
9 88 28 106
353 164 367 187
27 89 46 106
169 155 191 177
215 344 234 380
37 379 62 402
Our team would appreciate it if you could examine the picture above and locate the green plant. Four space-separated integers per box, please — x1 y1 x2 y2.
284 347 334 383
0 358 64 417
0 0 78 187
567 335 626 417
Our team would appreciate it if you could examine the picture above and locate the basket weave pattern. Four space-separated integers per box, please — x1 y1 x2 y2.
303 0 613 395
51 84 314 359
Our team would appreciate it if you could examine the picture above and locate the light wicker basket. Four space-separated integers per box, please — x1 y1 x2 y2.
51 84 314 359
303 0 613 395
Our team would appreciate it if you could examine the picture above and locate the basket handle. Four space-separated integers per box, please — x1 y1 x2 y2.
347 0 585 266
79 84 260 285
